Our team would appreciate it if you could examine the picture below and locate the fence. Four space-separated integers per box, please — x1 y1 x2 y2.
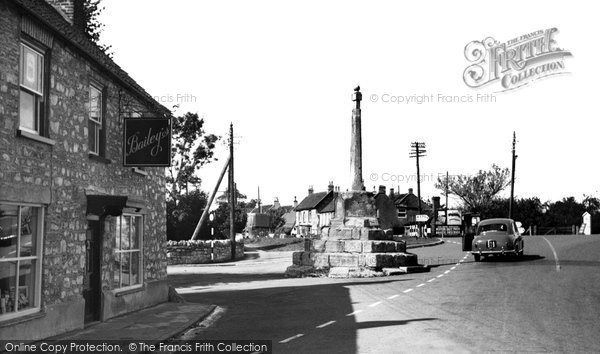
166 239 245 265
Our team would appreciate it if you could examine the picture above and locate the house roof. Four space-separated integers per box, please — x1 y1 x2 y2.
320 194 338 213
393 193 432 211
295 192 329 211
12 0 170 117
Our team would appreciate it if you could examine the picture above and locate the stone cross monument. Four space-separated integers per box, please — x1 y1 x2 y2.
350 86 363 191
285 86 427 278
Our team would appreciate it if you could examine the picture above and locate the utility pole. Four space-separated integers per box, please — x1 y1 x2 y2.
445 171 449 223
410 142 427 237
229 123 235 260
508 131 517 219
410 142 427 213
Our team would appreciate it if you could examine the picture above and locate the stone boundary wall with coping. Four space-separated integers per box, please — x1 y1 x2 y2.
166 240 245 265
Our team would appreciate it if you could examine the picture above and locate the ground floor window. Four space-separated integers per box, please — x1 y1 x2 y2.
0 203 43 319
114 214 143 289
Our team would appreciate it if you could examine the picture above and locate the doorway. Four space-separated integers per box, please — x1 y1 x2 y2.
83 220 102 324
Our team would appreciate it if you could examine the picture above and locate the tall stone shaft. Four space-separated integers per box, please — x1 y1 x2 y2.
350 86 363 191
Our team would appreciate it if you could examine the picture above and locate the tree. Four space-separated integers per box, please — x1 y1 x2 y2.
208 201 248 239
543 197 586 227
81 0 112 56
166 189 209 241
435 164 510 213
167 112 219 203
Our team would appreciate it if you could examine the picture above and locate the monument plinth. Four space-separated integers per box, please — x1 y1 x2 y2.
286 87 427 278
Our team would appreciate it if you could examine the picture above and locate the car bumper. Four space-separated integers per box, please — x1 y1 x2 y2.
471 249 517 256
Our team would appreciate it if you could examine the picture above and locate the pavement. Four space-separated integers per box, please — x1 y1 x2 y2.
50 302 216 343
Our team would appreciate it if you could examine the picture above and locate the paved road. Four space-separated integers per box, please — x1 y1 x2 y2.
171 236 600 353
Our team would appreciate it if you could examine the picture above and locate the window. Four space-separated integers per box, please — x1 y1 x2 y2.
19 43 44 134
114 214 143 289
0 203 43 320
88 84 104 155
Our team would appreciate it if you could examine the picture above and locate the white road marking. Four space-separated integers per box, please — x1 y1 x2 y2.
346 309 363 316
387 294 399 299
541 236 561 272
444 270 451 274
451 266 456 270
279 333 304 343
427 278 435 282
403 288 413 293
459 260 464 263
369 301 382 307
316 320 336 328
437 274 444 278
416 283 425 287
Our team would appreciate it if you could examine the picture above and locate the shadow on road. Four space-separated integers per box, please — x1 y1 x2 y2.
179 279 427 353
478 254 545 263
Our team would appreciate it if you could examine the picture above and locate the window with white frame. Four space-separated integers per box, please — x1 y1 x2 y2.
88 84 104 155
19 43 44 134
0 203 43 319
114 214 143 289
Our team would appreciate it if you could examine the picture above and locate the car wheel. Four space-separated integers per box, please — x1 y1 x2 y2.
518 242 524 257
474 254 481 262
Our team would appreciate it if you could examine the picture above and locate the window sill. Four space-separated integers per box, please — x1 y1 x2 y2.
113 284 144 297
132 168 148 176
17 129 56 146
88 153 111 164
0 308 44 327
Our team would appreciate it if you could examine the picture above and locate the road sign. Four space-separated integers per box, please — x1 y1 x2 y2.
416 214 429 222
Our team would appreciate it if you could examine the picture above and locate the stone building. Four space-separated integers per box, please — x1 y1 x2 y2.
295 183 339 237
0 0 170 339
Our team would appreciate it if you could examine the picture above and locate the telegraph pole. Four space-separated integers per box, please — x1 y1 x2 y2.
410 142 427 237
229 123 235 260
445 171 449 223
508 132 517 219
410 142 427 213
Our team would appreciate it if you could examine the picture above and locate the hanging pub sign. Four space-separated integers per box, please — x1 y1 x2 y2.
123 117 171 167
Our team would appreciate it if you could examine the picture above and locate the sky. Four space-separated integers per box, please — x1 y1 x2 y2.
99 0 599 208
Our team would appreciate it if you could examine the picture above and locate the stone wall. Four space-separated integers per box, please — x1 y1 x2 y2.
166 240 245 265
0 3 167 338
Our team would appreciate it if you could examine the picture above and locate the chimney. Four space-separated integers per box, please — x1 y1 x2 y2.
389 188 394 198
46 1 85 30
378 185 386 194
273 197 280 209
328 181 334 192
408 188 414 194
293 196 298 209
308 185 314 195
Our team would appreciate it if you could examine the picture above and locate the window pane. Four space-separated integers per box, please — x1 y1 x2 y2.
19 91 37 132
88 121 98 154
113 253 121 289
0 205 19 260
89 86 102 123
131 252 140 285
0 262 17 314
131 217 140 250
121 216 131 250
17 260 35 311
19 207 38 257
121 252 130 287
115 217 121 251
21 45 43 94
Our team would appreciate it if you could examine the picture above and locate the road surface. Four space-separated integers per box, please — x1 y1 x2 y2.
170 235 600 353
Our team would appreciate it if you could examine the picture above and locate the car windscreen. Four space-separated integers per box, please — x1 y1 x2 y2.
477 223 508 235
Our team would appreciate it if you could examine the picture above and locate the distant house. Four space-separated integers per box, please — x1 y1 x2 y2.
245 197 295 237
295 183 339 236
391 188 432 224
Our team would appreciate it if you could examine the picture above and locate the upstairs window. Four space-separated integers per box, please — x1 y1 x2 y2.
88 84 105 155
19 43 44 134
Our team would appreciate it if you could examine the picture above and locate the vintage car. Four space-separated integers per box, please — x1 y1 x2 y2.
471 218 524 261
